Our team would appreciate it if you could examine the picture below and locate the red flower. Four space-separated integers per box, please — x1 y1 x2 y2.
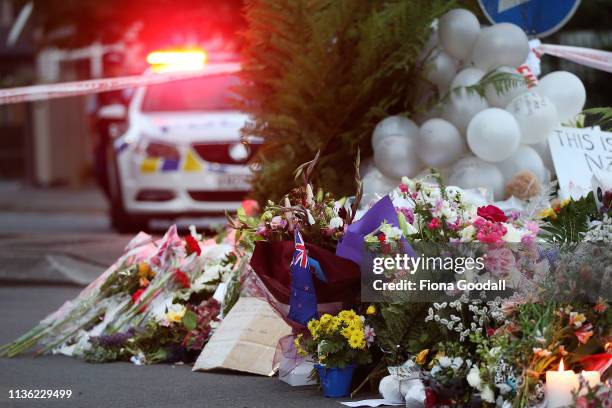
477 205 508 223
185 235 201 256
378 233 386 243
424 388 438 408
131 288 150 313
241 199 260 216
399 183 408 193
486 327 495 337
174 269 191 288
428 218 441 230
131 288 146 303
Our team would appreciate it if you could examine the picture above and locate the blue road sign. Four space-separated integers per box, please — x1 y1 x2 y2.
478 0 581 37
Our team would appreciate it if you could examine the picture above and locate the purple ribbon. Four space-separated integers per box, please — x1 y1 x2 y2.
336 195 416 267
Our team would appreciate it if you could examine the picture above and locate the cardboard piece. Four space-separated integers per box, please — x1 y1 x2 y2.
548 126 612 199
193 297 291 376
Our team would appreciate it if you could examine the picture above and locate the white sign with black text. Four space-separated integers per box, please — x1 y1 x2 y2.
548 126 612 199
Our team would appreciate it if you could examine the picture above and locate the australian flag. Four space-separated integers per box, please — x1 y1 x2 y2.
287 230 318 326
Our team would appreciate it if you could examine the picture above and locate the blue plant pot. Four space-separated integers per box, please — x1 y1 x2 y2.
315 363 356 398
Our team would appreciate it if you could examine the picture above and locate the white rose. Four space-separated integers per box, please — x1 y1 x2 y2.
460 225 476 242
451 357 463 369
438 356 451 368
480 385 495 403
467 366 482 389
502 223 522 243
329 216 344 229
380 223 403 240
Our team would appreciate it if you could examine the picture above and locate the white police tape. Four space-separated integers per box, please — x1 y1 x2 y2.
0 44 610 106
536 44 612 74
0 62 240 105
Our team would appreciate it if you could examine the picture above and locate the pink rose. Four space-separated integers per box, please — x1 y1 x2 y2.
484 248 516 278
474 217 507 243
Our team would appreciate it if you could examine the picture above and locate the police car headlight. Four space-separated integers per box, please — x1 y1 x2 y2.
145 141 180 160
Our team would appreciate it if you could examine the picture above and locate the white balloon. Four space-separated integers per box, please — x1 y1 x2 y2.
374 136 423 179
484 66 528 108
438 9 481 61
496 145 549 185
450 68 485 90
362 165 400 197
441 68 489 134
442 91 489 135
371 116 419 150
535 71 586 123
448 156 505 200
471 23 529 71
532 139 555 175
425 49 459 93
506 92 559 144
467 108 521 162
416 118 465 168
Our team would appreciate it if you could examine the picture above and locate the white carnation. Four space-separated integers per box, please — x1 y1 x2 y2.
467 366 482 389
480 385 495 403
438 356 451 368
502 223 522 243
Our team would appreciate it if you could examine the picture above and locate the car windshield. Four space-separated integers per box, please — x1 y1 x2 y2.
141 74 240 112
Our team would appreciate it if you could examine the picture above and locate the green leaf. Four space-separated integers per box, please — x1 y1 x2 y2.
182 310 198 331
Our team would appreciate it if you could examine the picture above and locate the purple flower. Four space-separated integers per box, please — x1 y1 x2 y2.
91 328 136 348
396 207 414 224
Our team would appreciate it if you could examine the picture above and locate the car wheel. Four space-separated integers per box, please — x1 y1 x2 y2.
106 144 149 234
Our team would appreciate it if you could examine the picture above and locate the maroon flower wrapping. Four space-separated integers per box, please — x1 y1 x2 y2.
249 240 361 306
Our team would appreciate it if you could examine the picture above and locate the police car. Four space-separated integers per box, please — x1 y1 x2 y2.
106 50 257 232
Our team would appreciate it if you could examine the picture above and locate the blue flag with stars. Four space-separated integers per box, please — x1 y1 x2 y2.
287 230 318 326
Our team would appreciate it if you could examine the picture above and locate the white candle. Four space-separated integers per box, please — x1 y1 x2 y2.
546 359 579 408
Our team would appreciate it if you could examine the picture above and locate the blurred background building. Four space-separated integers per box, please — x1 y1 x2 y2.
0 0 244 187
0 0 610 188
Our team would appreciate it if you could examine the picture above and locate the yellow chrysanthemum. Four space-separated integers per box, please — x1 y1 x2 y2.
322 316 340 335
366 304 377 315
320 314 333 324
294 334 308 356
339 309 358 322
348 335 362 349
307 320 321 339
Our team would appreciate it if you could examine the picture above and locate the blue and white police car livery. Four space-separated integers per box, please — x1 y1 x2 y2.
107 51 257 232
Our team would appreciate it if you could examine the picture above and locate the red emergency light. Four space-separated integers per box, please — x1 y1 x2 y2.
146 49 208 73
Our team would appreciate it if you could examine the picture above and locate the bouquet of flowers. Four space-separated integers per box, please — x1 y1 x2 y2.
1 226 234 365
295 310 374 369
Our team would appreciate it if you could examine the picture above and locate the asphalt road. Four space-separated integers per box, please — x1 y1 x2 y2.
0 286 353 408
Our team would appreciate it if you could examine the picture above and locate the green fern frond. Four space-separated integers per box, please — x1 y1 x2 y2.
583 107 612 130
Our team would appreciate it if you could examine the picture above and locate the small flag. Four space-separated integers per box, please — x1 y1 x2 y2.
287 230 318 326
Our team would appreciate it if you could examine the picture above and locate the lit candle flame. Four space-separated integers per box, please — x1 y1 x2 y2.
558 359 565 371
